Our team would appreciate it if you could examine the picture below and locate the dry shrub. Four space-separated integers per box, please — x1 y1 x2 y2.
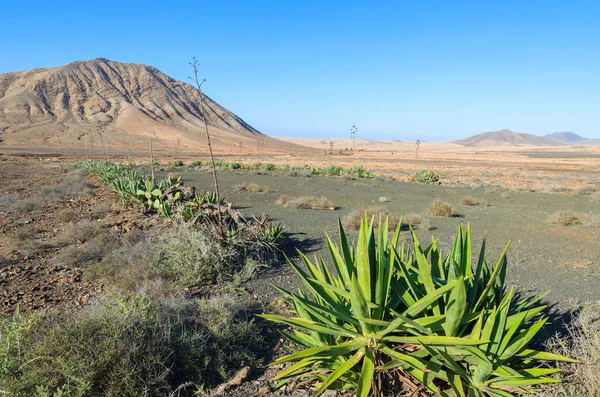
55 220 104 246
427 200 455 217
548 211 582 226
248 183 268 193
582 213 600 228
460 196 488 206
12 224 42 240
236 183 268 193
287 170 312 178
343 206 399 231
276 195 292 206
576 186 596 196
538 302 600 397
402 213 432 230
0 194 20 213
278 196 334 210
56 208 79 223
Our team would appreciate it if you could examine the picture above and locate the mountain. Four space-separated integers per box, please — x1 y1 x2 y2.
0 58 304 154
453 129 562 147
544 132 600 145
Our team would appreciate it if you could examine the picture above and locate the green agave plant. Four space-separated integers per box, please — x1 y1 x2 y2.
262 214 575 396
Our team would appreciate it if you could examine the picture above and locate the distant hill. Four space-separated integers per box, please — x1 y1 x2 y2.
0 58 306 154
453 129 562 147
544 132 600 145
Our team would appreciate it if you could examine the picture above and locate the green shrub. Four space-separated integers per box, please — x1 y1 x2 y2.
262 216 573 396
0 295 266 396
169 160 184 166
416 169 440 184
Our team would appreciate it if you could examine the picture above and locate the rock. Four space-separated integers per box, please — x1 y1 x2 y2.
379 196 392 202
214 366 251 395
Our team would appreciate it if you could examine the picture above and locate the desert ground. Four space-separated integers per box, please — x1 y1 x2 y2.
0 143 599 395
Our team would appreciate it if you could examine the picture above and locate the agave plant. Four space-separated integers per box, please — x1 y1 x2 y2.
262 215 574 396
261 215 487 397
406 225 577 396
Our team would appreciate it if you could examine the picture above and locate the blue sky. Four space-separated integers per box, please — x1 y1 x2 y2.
1 1 599 140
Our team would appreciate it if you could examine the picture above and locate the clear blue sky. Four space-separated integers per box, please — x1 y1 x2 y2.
2 0 599 141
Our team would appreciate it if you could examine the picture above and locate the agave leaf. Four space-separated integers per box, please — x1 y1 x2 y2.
259 315 359 338
350 275 372 334
272 339 367 364
355 214 372 302
379 346 440 392
516 349 577 363
275 286 357 327
405 278 462 318
274 356 320 381
383 335 488 346
486 287 513 359
474 242 510 312
279 330 319 348
326 234 351 287
411 230 440 316
489 377 561 387
356 348 375 397
499 317 547 361
337 217 354 276
290 296 357 336
443 275 467 337
314 349 365 396
450 224 464 280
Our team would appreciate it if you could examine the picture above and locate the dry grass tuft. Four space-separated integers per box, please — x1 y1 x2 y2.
343 206 399 231
548 211 582 226
277 196 334 210
427 200 455 217
460 196 488 206
576 186 597 196
55 220 104 246
582 213 600 228
402 213 432 230
56 208 79 223
236 183 268 193
538 302 600 396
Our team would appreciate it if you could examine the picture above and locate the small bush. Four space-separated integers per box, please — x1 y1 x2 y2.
415 169 440 184
541 302 600 397
56 208 79 223
12 224 42 240
236 183 268 193
0 194 20 212
343 206 399 230
402 213 432 230
169 160 184 166
277 196 334 210
287 170 312 178
0 294 267 396
153 223 243 286
576 186 596 196
56 233 121 268
55 220 104 246
548 211 582 226
460 195 488 206
276 195 292 206
427 199 455 217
